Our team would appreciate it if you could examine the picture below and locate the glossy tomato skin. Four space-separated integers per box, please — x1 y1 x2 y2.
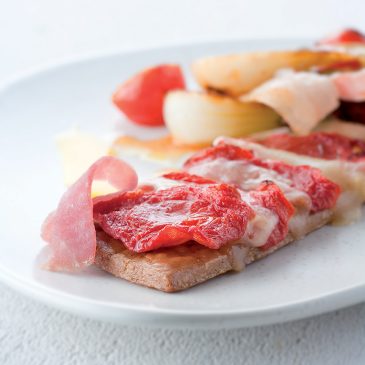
318 28 365 45
185 142 341 213
112 64 185 126
259 132 365 162
93 173 254 252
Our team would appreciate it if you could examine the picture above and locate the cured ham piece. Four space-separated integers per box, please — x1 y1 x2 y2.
332 69 365 102
241 69 365 135
242 70 339 135
41 156 138 272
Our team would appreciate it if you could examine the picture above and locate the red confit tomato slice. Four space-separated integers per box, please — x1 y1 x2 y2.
246 182 294 251
259 132 365 162
318 28 365 45
93 172 254 252
184 143 340 213
254 160 341 213
112 64 185 126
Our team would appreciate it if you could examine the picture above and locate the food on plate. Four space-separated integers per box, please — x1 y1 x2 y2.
317 28 365 46
41 156 138 271
43 28 365 291
110 135 204 163
109 29 365 159
315 119 365 139
42 142 341 290
241 68 365 135
191 50 361 96
241 70 339 135
163 91 280 144
315 29 365 67
332 69 365 102
335 101 365 124
314 59 362 74
56 129 110 187
112 64 185 126
108 91 280 162
256 132 365 161
184 143 339 238
216 134 365 224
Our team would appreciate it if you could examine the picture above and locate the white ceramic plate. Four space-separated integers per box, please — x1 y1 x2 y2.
1 39 365 329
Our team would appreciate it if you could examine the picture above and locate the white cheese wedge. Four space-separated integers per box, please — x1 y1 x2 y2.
239 192 279 247
56 129 112 196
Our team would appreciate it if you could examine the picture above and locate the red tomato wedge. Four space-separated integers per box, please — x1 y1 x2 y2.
112 64 185 126
318 28 365 45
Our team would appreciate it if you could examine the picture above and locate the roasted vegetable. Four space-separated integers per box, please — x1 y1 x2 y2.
192 50 361 96
163 91 280 145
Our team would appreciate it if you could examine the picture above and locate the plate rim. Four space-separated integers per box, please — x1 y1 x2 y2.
2 265 365 328
0 37 309 94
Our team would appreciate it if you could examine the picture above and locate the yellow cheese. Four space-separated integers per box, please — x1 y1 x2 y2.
56 129 115 196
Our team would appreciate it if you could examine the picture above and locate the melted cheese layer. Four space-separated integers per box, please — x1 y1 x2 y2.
187 157 312 211
216 136 365 224
186 158 314 247
145 175 282 248
240 192 279 247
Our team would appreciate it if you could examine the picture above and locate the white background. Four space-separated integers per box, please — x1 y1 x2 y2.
1 0 365 364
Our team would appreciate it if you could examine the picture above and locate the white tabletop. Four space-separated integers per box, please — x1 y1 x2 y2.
1 0 365 364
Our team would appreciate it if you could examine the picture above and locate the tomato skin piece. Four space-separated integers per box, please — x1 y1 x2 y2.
93 178 254 252
255 161 341 213
318 28 365 45
315 60 362 74
162 171 216 185
185 142 341 213
249 182 294 251
259 132 365 161
112 64 185 126
184 143 254 169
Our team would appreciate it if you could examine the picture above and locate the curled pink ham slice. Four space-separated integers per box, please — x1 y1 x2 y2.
41 156 138 272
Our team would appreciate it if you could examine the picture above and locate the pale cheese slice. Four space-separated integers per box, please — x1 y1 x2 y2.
56 129 114 196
